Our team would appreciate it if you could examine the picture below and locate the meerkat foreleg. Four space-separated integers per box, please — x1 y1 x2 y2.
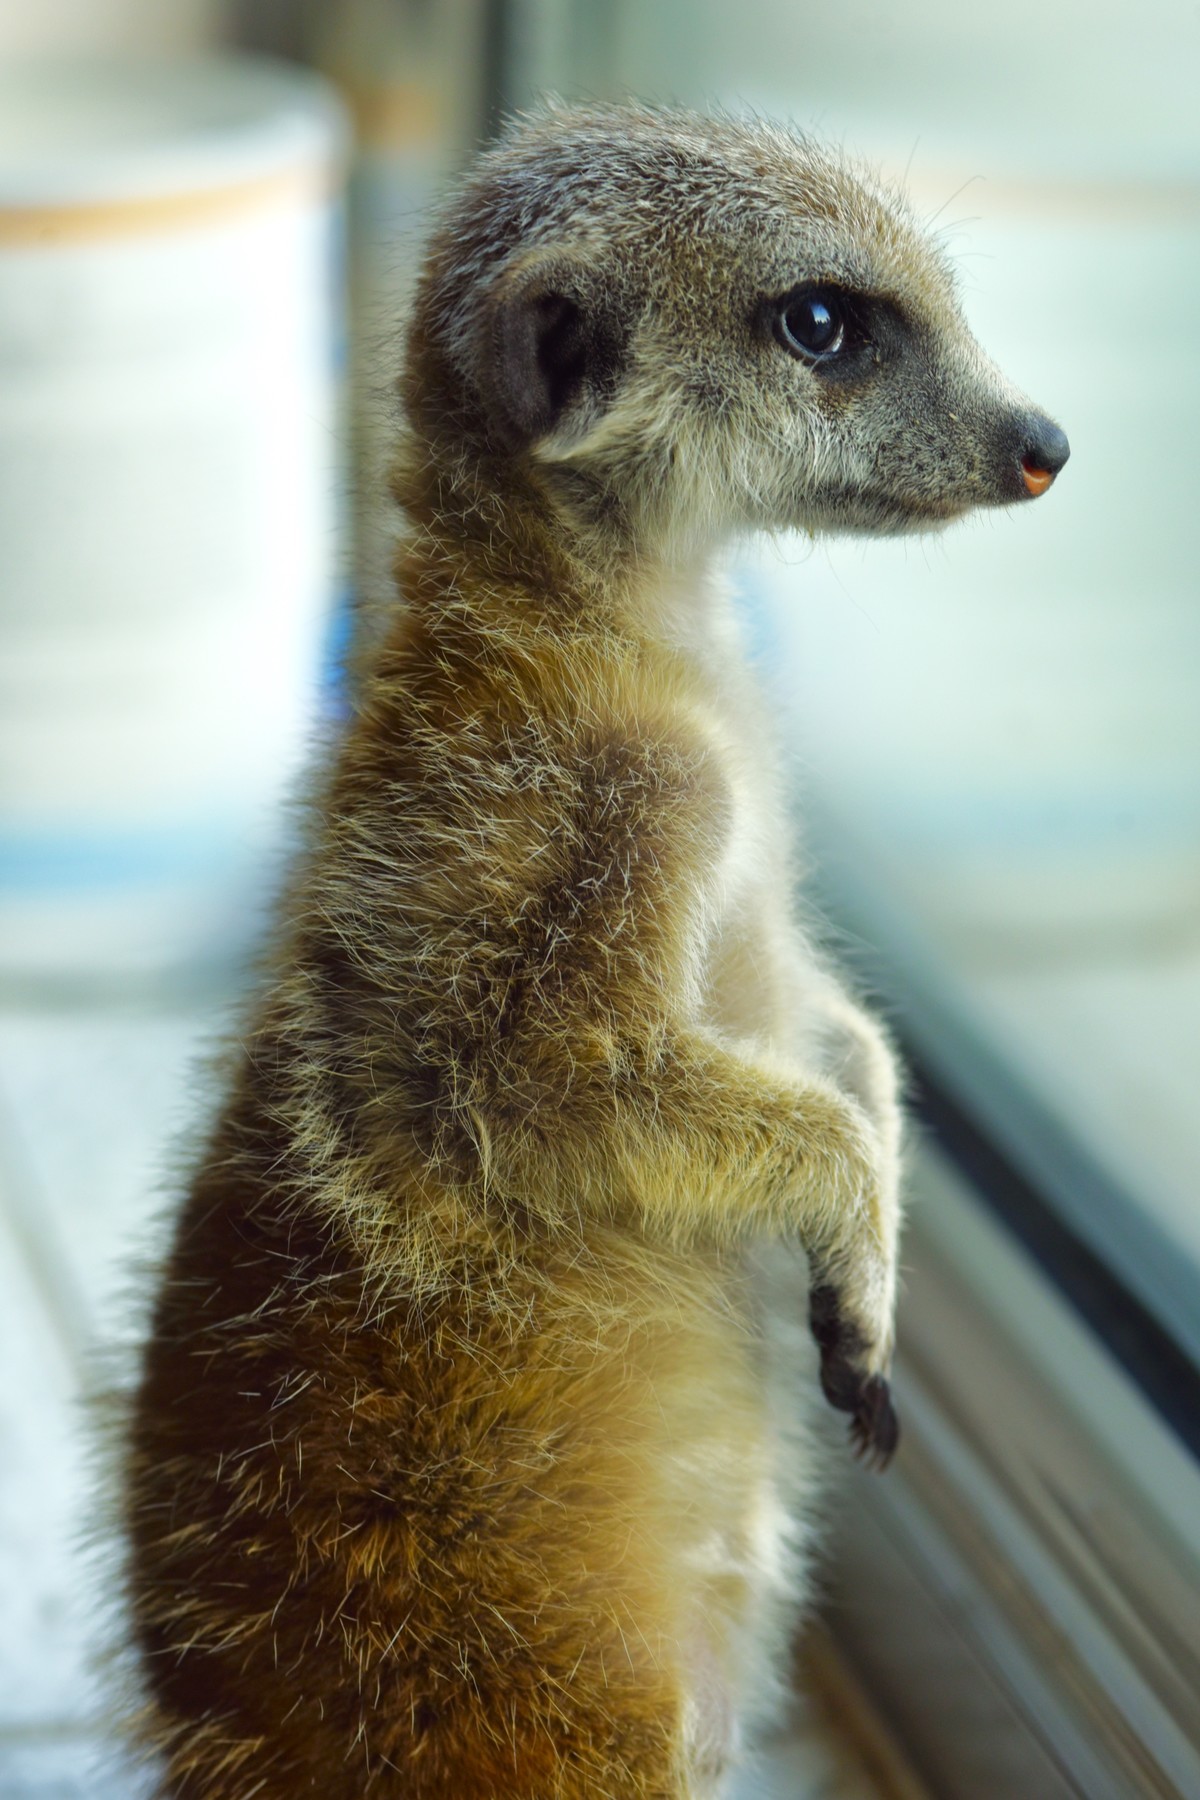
456 1021 899 1461
807 998 904 1459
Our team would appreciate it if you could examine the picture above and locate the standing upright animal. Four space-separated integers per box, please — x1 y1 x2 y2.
125 104 1068 1800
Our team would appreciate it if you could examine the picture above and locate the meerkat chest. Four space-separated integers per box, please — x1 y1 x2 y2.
707 765 801 1038
648 571 805 1046
687 679 804 1046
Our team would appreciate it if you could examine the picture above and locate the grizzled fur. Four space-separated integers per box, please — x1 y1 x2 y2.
125 104 1065 1799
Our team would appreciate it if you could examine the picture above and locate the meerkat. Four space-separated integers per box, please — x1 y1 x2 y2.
123 103 1068 1800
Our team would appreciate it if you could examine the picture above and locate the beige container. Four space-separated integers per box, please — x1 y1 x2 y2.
0 58 348 984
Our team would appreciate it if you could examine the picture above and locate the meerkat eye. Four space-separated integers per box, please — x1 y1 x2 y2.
775 287 850 362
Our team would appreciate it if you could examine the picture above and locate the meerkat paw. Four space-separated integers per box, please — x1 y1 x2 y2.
808 1279 899 1469
793 1086 901 1467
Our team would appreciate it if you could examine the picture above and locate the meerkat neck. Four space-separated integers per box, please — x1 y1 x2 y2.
391 422 731 655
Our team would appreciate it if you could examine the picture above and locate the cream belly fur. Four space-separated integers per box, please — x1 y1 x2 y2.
575 1242 815 1794
664 572 831 1786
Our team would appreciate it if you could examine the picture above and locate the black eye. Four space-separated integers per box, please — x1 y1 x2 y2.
777 288 847 361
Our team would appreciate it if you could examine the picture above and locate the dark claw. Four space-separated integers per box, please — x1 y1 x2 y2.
848 1374 899 1471
808 1283 899 1471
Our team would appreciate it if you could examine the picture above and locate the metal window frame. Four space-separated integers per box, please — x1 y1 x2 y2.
825 1140 1200 1799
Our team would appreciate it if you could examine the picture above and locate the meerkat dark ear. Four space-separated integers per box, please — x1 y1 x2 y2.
479 251 624 453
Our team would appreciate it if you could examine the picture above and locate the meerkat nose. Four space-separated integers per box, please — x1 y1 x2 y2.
1018 415 1070 495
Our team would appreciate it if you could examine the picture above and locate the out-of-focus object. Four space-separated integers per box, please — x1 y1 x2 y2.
0 0 225 59
304 0 488 662
0 57 347 986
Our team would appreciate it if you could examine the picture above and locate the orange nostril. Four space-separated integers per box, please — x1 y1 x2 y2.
1021 461 1054 497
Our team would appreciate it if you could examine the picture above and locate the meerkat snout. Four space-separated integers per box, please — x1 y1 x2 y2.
1017 413 1071 495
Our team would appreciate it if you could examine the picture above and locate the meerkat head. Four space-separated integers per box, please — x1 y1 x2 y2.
404 104 1068 557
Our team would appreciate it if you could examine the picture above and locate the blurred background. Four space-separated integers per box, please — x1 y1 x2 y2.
1 3 1197 1796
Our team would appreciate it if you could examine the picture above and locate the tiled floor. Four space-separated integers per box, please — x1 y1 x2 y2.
0 989 892 1799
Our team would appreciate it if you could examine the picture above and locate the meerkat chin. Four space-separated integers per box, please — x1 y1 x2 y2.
123 103 1066 1800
